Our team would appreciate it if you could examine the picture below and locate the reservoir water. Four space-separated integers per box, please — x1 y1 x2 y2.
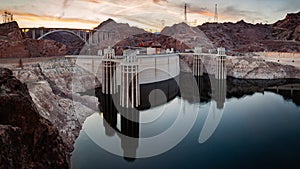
71 74 300 169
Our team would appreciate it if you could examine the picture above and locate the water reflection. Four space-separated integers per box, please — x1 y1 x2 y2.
73 74 300 169
100 93 140 161
96 74 300 159
120 108 139 161
194 75 227 143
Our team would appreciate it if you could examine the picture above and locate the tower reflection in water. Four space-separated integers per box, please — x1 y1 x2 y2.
97 69 228 160
99 93 139 162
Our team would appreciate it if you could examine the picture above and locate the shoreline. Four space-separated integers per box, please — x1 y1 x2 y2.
2 54 300 80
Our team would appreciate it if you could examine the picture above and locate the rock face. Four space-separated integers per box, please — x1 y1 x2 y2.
273 12 300 41
179 54 300 79
81 19 147 54
114 32 190 54
197 12 300 54
226 57 300 79
0 21 67 58
0 21 23 41
161 22 214 50
94 18 146 40
12 58 99 151
41 31 85 55
0 68 69 168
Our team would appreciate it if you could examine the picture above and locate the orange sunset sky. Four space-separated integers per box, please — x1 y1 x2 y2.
0 0 299 31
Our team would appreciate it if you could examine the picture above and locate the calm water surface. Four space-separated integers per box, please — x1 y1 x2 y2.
71 76 300 169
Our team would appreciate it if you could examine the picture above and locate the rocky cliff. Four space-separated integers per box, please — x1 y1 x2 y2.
11 58 99 151
0 21 23 41
180 54 300 79
197 12 300 54
272 12 300 41
113 32 190 54
0 21 67 58
40 31 85 55
81 19 147 54
161 22 214 50
0 68 69 168
226 57 300 79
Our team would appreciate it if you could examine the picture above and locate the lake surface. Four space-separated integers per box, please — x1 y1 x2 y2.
71 75 300 169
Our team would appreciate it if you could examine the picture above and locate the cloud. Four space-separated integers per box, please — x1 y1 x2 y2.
221 6 264 21
1 0 297 29
0 10 99 26
189 7 215 17
153 0 168 4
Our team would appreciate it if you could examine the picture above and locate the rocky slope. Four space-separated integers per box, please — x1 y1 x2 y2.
41 31 85 55
106 12 300 54
226 56 300 79
81 19 147 54
113 32 190 54
0 21 23 41
180 54 300 79
197 12 300 54
11 58 100 151
161 22 214 50
0 21 67 58
0 68 69 168
272 12 300 41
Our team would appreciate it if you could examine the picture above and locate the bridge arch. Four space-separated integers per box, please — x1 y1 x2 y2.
37 30 87 44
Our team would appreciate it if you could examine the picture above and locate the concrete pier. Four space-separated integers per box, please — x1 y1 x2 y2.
120 50 140 108
192 47 227 79
193 47 204 76
215 48 227 80
102 47 118 94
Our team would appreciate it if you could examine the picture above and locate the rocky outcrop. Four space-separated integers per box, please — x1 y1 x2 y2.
179 54 300 79
0 38 67 58
161 22 214 50
272 12 300 41
0 40 30 58
23 38 67 57
0 21 67 58
197 12 300 54
113 33 190 54
40 31 85 55
0 21 23 41
198 21 273 53
0 68 69 168
81 19 147 54
226 57 300 79
12 58 99 151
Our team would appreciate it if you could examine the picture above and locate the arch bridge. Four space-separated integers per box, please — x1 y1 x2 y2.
20 27 115 45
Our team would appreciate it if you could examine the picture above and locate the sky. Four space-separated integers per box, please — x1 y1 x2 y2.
0 0 299 31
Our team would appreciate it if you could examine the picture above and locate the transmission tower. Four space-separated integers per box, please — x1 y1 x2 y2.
214 4 218 23
2 11 13 23
184 3 187 23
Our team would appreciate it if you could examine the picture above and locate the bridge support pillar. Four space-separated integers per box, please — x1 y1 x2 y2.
83 32 87 44
120 50 140 108
32 29 36 39
88 32 92 45
40 29 43 38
